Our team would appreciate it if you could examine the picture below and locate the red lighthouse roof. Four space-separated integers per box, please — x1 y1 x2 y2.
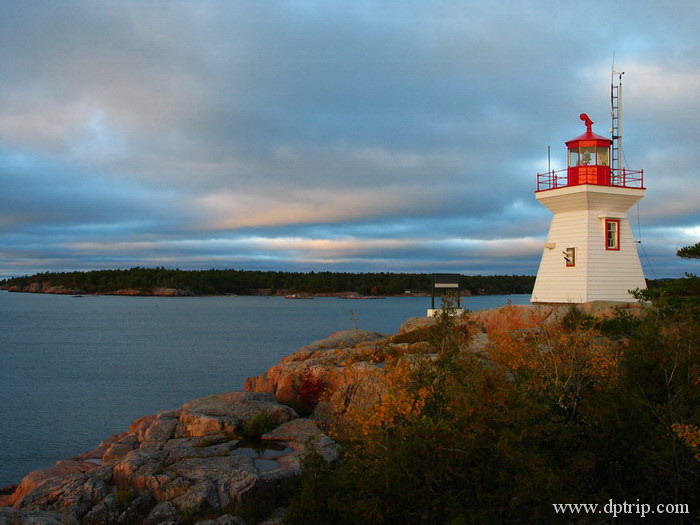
536 113 644 191
565 113 611 146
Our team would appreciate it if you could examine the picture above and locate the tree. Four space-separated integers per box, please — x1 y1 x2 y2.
677 242 700 259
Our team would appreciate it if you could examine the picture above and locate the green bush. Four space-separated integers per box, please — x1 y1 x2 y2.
389 325 436 345
598 307 643 339
242 412 276 439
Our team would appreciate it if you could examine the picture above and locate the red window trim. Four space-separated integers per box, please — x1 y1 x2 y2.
605 218 620 251
565 247 576 267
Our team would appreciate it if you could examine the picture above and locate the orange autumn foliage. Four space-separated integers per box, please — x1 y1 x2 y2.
329 357 433 441
327 306 476 443
672 423 700 461
487 322 620 419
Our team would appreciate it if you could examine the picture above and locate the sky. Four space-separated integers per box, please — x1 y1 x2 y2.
1 1 699 279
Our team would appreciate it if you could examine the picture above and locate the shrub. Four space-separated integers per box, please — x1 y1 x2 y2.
242 412 276 439
389 325 436 345
598 306 643 339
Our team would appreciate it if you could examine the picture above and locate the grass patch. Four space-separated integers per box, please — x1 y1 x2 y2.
389 325 436 345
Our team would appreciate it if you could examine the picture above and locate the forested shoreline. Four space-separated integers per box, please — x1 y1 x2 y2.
0 267 535 296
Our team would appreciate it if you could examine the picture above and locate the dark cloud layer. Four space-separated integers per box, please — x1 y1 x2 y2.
1 1 699 278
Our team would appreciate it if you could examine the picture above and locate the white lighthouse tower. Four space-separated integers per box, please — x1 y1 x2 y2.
531 113 646 304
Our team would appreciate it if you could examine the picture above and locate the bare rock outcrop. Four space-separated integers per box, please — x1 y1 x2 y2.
0 507 79 524
243 324 494 415
3 283 193 296
244 304 646 422
1 392 337 524
468 302 644 333
5 282 85 295
244 329 388 408
112 287 194 296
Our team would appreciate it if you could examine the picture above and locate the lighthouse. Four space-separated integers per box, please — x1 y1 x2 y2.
531 113 646 304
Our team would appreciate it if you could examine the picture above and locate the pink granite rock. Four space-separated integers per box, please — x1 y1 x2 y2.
1 391 335 524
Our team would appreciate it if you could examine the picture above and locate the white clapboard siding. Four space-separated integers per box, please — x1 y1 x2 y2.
531 185 646 304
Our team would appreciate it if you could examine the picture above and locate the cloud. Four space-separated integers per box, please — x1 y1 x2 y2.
0 1 699 278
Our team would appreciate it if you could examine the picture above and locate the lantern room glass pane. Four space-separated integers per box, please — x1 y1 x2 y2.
597 147 609 166
579 146 596 166
568 149 579 167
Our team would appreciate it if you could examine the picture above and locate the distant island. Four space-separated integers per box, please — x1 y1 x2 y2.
0 267 535 297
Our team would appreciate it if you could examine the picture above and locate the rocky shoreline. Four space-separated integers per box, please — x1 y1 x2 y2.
1 283 434 298
0 303 640 524
0 391 339 525
0 327 392 525
1 283 196 297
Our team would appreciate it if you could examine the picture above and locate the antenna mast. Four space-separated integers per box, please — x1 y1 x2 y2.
611 67 625 183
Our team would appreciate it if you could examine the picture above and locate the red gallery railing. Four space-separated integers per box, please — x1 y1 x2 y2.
536 168 644 192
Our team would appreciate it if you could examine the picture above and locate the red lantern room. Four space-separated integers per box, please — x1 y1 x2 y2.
565 113 611 186
536 113 644 192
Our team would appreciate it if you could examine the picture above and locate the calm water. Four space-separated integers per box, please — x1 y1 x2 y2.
0 291 530 486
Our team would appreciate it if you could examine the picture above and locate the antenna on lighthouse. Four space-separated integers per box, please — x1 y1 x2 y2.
610 61 625 184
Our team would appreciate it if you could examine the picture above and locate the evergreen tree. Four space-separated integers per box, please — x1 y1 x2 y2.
677 242 700 259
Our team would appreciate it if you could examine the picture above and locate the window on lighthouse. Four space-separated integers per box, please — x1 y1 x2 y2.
564 247 576 267
597 147 609 166
568 149 579 167
605 219 620 250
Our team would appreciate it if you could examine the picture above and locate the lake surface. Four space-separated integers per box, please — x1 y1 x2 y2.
0 290 530 487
